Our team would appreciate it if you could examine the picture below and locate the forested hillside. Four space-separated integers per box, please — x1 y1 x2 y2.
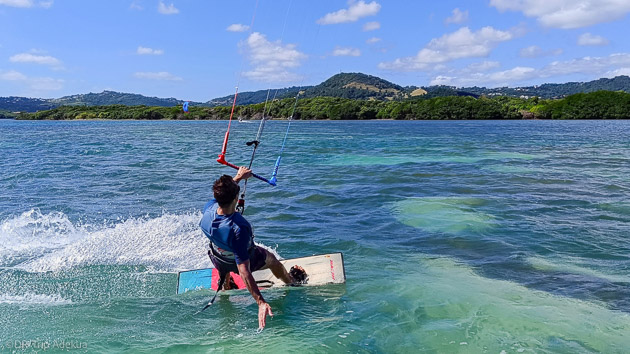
207 87 304 107
463 76 630 98
301 73 407 100
4 74 630 113
19 91 630 121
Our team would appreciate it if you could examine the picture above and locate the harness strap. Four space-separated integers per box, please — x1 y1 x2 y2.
208 247 239 274
200 246 237 313
199 272 226 312
208 241 256 274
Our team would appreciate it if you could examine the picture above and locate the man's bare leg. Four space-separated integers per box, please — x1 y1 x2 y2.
222 272 233 290
263 251 293 284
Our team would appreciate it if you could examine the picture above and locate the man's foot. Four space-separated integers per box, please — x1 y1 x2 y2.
289 265 307 284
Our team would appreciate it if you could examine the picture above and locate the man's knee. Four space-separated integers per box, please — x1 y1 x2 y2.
265 250 280 265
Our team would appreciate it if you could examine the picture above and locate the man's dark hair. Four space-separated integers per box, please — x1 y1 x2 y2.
213 175 240 207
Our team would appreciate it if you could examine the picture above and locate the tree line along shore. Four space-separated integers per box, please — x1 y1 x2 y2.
13 90 630 121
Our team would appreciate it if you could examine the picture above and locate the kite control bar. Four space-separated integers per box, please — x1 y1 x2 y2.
217 152 275 186
216 92 276 187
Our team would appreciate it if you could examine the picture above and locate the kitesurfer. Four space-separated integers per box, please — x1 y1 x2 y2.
199 166 306 329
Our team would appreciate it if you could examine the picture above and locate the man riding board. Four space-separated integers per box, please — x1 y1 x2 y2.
199 166 305 329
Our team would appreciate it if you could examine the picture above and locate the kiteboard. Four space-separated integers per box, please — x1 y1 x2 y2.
177 253 345 295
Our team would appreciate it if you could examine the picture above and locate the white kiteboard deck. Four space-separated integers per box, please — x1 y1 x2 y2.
177 252 345 295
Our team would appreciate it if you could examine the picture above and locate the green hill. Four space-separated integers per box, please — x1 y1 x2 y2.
50 90 194 107
19 90 630 121
418 86 478 99
207 86 305 107
3 74 630 112
303 72 407 100
461 76 630 99
0 96 57 112
0 91 199 113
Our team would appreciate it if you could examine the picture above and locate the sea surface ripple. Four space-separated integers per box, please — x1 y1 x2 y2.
0 119 629 353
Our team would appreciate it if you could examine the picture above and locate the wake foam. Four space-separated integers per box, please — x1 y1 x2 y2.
2 209 288 273
0 210 211 273
0 209 85 267
255 242 283 261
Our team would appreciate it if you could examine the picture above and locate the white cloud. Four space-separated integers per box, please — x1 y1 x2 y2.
317 1 381 25
134 72 182 81
10 52 62 67
0 70 63 91
577 33 609 46
129 1 143 10
429 76 455 86
519 45 543 58
605 67 630 77
137 46 164 55
487 67 537 83
542 53 630 77
445 8 468 25
379 26 514 71
490 0 630 29
0 0 32 7
466 61 501 72
363 21 380 31
0 0 52 8
226 23 249 32
157 1 178 15
0 70 27 80
430 67 537 86
366 37 381 44
29 76 63 90
519 45 562 58
332 46 361 57
241 32 307 83
429 53 630 87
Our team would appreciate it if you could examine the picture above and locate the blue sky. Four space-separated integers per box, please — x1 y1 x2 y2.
1 0 630 101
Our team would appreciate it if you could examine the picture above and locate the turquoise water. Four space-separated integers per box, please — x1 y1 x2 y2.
0 119 629 353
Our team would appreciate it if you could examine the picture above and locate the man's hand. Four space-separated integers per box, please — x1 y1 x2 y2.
233 166 252 183
237 261 271 329
258 301 273 329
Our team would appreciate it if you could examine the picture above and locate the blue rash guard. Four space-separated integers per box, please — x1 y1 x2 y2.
199 199 253 265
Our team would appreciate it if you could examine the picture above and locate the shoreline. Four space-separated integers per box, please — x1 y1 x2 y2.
6 118 630 122
11 90 630 121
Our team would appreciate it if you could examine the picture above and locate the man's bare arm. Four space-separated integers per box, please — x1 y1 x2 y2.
237 260 264 304
237 261 273 328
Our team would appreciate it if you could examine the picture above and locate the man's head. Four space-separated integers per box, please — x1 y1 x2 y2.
213 175 240 208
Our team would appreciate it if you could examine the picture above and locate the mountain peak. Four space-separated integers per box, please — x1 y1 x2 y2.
304 72 406 100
